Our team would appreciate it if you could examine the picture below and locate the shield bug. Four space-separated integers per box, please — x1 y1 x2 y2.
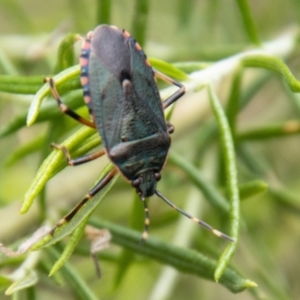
46 24 233 242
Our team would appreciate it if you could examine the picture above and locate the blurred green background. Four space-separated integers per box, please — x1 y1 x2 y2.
1 0 300 299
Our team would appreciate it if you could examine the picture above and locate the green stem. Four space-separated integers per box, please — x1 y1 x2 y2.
89 218 256 293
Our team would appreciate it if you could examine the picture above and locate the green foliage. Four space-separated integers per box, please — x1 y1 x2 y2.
1 1 300 299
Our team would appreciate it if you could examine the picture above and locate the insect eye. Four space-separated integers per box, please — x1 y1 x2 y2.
131 178 141 188
154 173 161 181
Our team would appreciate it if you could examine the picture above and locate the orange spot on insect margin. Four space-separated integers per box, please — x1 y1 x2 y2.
123 30 131 38
80 57 89 67
110 25 119 31
84 95 92 104
145 58 151 67
87 31 94 39
135 42 142 51
81 39 91 50
80 76 89 86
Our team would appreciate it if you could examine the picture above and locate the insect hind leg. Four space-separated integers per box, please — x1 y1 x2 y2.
49 167 117 236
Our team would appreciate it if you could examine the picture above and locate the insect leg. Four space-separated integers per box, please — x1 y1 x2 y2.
45 77 96 129
154 69 186 110
155 190 234 242
50 167 118 235
51 143 105 166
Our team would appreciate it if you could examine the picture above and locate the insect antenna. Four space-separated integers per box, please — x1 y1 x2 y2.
139 195 150 243
155 190 234 242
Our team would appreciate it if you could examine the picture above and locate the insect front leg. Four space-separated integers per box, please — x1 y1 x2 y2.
45 77 96 128
50 167 118 235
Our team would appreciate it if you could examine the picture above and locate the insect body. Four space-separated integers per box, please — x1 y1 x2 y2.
85 26 172 198
47 25 233 242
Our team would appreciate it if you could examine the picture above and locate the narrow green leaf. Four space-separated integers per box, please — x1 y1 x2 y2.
237 144 269 177
168 151 229 213
96 0 111 24
0 90 83 137
173 61 212 73
22 126 97 213
0 46 18 75
27 65 80 126
30 234 52 251
236 0 261 45
240 71 273 108
177 0 194 28
0 75 43 94
25 286 36 300
49 215 90 276
242 54 300 92
149 58 189 81
219 68 243 185
282 80 300 116
89 218 256 293
5 136 44 166
131 0 149 47
237 120 300 140
46 247 99 300
207 85 240 281
226 67 243 135
0 113 28 137
270 188 300 212
239 180 268 200
291 0 300 26
5 270 38 295
114 193 143 288
54 33 78 73
0 275 12 287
